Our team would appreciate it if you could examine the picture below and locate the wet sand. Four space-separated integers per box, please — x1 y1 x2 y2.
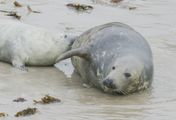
0 0 176 119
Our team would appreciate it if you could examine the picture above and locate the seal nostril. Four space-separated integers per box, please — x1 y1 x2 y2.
103 79 112 85
103 79 115 89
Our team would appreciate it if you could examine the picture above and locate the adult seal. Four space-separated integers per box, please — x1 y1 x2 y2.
56 22 153 95
0 20 75 70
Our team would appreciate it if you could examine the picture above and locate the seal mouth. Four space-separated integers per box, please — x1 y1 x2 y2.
113 90 126 95
103 86 127 95
112 89 130 95
103 78 116 89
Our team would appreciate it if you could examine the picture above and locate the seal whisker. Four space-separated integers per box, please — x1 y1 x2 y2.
113 89 126 95
121 89 128 95
120 90 125 95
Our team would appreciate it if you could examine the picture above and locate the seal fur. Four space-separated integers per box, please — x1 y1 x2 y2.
0 20 75 70
56 22 153 95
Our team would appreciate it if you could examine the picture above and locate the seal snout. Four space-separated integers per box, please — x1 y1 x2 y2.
103 79 116 89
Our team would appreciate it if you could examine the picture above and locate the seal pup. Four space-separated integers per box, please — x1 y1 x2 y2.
0 20 75 71
56 22 153 95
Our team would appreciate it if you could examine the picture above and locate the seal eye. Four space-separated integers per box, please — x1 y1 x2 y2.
124 73 131 78
64 35 67 38
112 66 116 70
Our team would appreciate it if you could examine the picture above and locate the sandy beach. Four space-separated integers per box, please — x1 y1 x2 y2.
0 0 176 119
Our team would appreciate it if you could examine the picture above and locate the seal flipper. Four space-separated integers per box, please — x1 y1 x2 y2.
56 47 90 63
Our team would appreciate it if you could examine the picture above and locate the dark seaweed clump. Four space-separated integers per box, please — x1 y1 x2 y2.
0 112 8 117
33 95 61 104
66 3 93 12
13 97 27 102
15 108 37 117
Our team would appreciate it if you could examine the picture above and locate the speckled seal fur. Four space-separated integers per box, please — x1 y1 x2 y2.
56 22 153 95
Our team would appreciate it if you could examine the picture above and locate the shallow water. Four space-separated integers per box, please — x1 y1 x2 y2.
0 0 176 119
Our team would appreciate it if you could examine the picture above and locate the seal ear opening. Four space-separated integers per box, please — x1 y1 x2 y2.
55 47 90 63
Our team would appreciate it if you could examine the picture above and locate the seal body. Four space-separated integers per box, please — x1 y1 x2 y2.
0 21 74 70
56 22 153 95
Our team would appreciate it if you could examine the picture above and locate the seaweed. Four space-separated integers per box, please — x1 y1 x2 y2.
0 10 21 20
66 3 93 12
27 6 41 14
13 1 22 7
0 112 8 117
6 12 21 20
128 6 137 10
33 95 61 104
111 0 123 4
15 108 37 117
13 97 27 102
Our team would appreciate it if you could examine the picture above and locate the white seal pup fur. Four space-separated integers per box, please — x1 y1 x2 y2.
0 20 75 70
56 22 153 95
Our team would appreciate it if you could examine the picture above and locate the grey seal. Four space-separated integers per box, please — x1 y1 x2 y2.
56 22 153 95
0 20 75 71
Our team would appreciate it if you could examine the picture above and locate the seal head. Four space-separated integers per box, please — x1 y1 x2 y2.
101 55 151 95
